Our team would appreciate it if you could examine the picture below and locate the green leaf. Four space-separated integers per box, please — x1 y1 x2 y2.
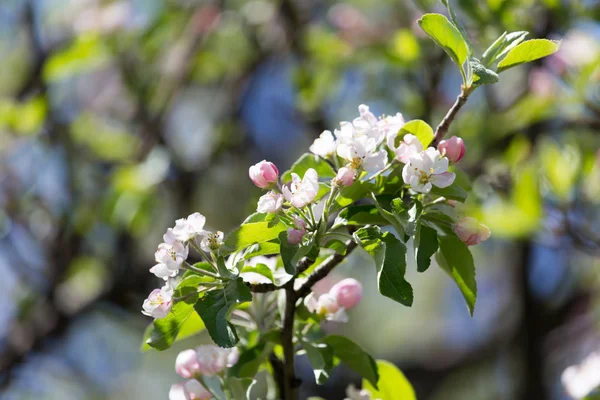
371 197 406 237
229 377 256 400
321 335 379 388
279 231 315 275
363 360 416 400
398 119 434 148
471 60 499 85
200 376 227 400
418 13 468 68
415 225 438 272
483 31 529 66
436 235 477 315
336 205 390 226
217 256 238 279
497 39 561 72
379 233 413 306
194 279 253 347
222 221 287 255
430 182 468 202
142 275 209 351
481 31 530 66
301 339 334 384
240 263 274 283
281 153 336 182
334 180 375 210
354 228 413 306
228 343 271 378
144 301 195 351
242 241 280 259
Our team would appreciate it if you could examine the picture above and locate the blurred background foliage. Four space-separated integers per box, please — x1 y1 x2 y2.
0 0 598 399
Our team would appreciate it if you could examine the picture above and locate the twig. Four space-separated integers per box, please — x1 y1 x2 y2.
432 86 472 147
296 240 358 299
281 280 300 400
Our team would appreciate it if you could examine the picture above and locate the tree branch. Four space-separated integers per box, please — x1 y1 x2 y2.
432 86 472 148
281 279 300 400
296 240 358 299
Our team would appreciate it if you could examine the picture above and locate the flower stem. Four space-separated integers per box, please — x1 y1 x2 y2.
182 261 221 279
432 85 473 147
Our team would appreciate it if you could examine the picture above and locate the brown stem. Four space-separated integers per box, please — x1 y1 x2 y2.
281 280 299 400
296 240 358 299
432 86 472 148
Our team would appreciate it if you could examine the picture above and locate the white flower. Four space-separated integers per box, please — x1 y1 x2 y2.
387 133 423 164
195 345 240 376
309 130 337 157
282 168 319 208
562 351 600 399
142 284 173 319
199 231 224 253
172 212 208 242
335 104 384 146
345 385 374 400
337 135 388 174
304 292 348 323
378 113 405 138
257 191 283 213
402 147 455 193
353 104 382 141
150 230 189 279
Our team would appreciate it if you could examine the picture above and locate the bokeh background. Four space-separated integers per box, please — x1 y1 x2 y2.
0 0 599 399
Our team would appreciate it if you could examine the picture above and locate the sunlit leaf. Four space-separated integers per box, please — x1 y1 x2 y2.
436 235 476 316
418 13 468 67
497 39 561 72
363 360 416 400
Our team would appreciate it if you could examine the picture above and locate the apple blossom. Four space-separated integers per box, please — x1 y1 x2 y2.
169 380 212 400
176 349 201 378
438 136 465 163
330 278 363 309
150 237 189 280
335 104 385 146
562 351 600 400
304 292 349 323
256 191 283 213
402 147 456 193
172 212 208 242
282 168 319 208
345 385 373 400
142 284 173 319
199 231 224 253
195 345 240 376
309 130 337 157
287 217 306 245
387 133 423 164
333 167 356 187
337 135 388 174
249 160 279 189
453 217 491 246
377 112 405 137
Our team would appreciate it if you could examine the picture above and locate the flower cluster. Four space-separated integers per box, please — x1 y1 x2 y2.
170 345 240 400
142 212 223 319
305 278 363 322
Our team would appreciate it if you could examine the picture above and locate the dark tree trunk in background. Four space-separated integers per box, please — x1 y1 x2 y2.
518 240 548 400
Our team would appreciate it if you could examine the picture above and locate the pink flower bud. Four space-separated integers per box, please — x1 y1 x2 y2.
438 136 465 163
329 278 363 309
333 167 356 187
453 217 491 246
287 217 306 245
175 349 200 378
249 160 279 189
